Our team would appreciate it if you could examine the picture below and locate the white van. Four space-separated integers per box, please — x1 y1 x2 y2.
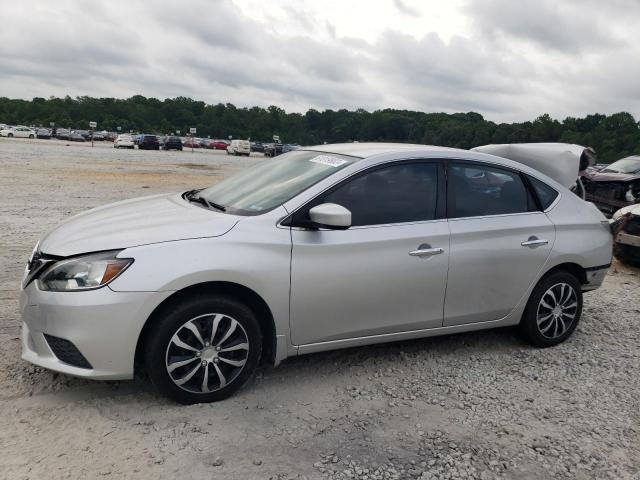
227 139 251 156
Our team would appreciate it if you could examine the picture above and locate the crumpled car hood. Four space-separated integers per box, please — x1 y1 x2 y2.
39 193 240 256
613 203 640 219
585 171 640 182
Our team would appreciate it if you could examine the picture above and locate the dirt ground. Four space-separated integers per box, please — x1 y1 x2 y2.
0 138 639 480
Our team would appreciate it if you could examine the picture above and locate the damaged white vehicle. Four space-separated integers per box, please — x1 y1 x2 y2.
611 204 640 266
21 142 612 404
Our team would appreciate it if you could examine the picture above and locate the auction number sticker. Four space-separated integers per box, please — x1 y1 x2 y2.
309 155 348 167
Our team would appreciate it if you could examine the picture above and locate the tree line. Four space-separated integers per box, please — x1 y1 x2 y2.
1 95 639 162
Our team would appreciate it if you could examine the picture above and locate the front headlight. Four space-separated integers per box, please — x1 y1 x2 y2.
37 250 133 292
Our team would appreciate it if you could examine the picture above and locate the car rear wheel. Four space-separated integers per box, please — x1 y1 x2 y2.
520 271 583 347
144 295 262 404
8 133 13 137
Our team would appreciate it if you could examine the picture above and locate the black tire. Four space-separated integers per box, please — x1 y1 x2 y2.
8 133 13 137
520 271 583 347
29 134 34 139
144 294 262 404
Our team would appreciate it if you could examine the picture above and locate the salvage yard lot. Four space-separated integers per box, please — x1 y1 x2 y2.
1 138 639 480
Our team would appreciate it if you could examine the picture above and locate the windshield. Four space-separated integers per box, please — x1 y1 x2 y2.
603 157 640 174
196 150 358 215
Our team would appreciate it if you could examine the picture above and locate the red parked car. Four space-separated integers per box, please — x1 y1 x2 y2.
183 139 200 148
209 140 229 150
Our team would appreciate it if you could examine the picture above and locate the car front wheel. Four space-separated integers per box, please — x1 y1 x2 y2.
144 295 262 404
520 271 583 347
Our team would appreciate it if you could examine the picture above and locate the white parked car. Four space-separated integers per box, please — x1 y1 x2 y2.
0 125 36 138
227 139 251 156
114 134 135 149
20 143 612 404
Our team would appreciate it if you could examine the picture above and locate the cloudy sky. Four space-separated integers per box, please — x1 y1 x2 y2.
1 0 639 122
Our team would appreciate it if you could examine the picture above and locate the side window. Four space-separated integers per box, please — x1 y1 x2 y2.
527 175 558 210
320 162 439 226
449 162 533 218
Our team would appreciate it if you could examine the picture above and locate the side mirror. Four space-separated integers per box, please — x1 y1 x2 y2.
308 203 352 230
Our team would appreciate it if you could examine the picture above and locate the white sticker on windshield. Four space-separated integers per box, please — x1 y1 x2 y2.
309 155 348 168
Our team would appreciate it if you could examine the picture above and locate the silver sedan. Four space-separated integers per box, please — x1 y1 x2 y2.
21 143 612 403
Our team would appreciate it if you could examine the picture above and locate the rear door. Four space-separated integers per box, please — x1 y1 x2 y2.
443 161 555 326
289 160 450 345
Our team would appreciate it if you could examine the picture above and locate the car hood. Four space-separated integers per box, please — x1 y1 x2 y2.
612 203 640 219
39 193 240 257
585 171 640 182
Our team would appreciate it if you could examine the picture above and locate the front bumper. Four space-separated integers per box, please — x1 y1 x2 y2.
616 232 640 248
21 283 171 380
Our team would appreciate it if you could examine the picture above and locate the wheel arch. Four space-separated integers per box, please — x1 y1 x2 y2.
541 262 587 285
134 281 277 374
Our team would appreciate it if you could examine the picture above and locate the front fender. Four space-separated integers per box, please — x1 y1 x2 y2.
108 219 292 349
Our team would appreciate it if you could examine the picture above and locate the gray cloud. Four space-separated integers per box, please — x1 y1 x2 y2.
466 0 626 53
0 0 639 122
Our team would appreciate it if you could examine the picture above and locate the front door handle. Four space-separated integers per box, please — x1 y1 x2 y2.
521 236 549 247
409 243 444 257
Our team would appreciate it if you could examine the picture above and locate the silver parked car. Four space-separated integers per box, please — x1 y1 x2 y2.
21 143 612 403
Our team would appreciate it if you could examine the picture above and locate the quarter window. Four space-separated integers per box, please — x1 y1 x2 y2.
527 175 558 210
319 162 439 226
448 163 533 218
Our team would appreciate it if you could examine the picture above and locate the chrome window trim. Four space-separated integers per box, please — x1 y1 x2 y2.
447 210 548 222
289 217 448 231
277 152 569 228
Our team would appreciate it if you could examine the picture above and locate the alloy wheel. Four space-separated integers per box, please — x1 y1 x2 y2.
536 283 578 339
165 313 249 394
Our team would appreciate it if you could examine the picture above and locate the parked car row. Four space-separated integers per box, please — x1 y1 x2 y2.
0 124 294 158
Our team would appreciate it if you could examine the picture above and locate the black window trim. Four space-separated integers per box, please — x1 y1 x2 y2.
445 159 545 220
522 173 561 212
283 158 447 229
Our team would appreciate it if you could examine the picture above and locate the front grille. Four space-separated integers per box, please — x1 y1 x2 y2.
44 334 92 369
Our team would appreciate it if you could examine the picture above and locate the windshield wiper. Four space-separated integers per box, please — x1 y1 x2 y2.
184 189 226 212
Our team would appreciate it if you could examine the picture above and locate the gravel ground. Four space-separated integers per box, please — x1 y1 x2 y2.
1 137 639 480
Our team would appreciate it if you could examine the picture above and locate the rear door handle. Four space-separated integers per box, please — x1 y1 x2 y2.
521 236 549 247
409 244 444 257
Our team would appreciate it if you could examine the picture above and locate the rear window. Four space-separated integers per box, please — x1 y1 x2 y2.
527 175 559 210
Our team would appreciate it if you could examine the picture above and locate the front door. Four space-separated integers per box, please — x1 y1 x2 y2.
289 161 450 345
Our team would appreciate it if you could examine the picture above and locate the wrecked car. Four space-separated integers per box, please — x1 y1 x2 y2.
611 204 640 266
582 156 640 216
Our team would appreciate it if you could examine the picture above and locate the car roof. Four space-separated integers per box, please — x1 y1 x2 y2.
300 142 465 159
294 141 581 193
